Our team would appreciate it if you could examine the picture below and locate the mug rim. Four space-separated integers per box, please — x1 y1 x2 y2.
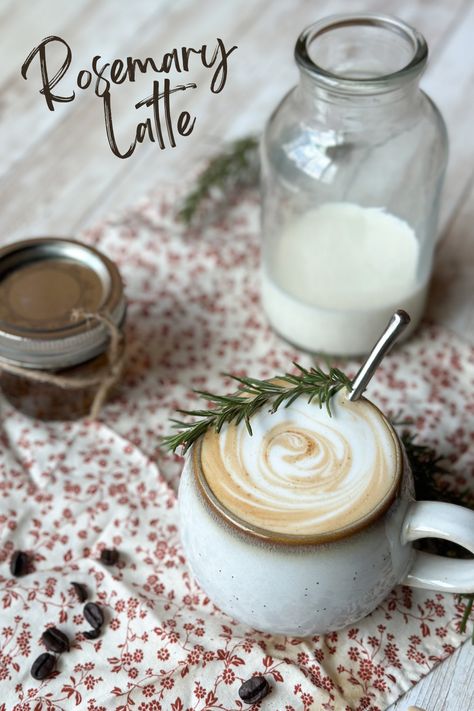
192 395 403 546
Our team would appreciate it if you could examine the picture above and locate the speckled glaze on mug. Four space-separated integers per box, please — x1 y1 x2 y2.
178 396 474 635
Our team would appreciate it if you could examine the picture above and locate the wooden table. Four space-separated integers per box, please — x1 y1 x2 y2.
1 1 473 708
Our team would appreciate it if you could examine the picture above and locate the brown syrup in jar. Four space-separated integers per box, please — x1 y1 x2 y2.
0 238 126 420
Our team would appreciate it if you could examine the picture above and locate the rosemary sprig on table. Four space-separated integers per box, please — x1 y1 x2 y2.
400 429 474 512
162 363 352 452
460 595 474 643
177 135 259 224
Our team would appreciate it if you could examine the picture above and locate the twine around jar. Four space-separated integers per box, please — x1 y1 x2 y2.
0 310 126 419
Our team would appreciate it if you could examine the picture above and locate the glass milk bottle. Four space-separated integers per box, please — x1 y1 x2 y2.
261 14 448 355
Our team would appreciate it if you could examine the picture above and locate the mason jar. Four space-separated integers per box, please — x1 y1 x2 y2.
0 238 126 420
261 13 448 356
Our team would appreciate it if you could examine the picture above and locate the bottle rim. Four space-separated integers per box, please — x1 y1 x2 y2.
295 13 428 94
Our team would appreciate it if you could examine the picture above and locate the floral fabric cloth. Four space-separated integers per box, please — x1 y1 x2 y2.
0 187 473 711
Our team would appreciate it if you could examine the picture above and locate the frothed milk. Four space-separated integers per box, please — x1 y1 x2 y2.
198 391 400 539
262 203 428 355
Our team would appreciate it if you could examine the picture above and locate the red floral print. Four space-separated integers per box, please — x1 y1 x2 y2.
0 187 473 710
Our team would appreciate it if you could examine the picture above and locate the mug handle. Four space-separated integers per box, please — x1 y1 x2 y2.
401 501 474 592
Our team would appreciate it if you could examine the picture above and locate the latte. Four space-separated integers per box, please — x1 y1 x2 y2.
197 390 400 539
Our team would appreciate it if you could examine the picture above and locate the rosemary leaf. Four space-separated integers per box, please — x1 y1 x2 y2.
177 136 259 225
460 595 474 643
400 430 474 510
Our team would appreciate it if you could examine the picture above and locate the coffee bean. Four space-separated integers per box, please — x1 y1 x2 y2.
83 628 101 639
41 627 70 653
99 548 119 566
10 550 30 577
71 581 88 602
31 652 56 680
83 602 104 629
238 675 270 704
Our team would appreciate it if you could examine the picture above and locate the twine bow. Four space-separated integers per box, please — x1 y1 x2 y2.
0 310 126 419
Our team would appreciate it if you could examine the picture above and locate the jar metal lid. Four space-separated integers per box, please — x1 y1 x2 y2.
0 238 126 369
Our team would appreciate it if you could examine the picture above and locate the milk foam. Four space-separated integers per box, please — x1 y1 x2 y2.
199 391 400 537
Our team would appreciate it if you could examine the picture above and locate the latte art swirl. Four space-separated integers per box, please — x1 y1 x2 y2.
199 391 400 537
263 425 351 490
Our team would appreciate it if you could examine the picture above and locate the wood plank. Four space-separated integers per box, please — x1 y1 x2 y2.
0 0 167 178
422 0 474 233
73 0 469 230
0 0 86 79
389 640 474 710
427 171 474 342
0 0 280 240
419 1 474 344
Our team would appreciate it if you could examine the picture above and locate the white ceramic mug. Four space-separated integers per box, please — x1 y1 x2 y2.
178 397 474 636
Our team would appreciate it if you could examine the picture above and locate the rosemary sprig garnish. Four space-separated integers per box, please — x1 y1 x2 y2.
163 363 352 452
177 135 259 224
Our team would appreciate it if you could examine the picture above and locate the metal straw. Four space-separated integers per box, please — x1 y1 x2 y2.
347 310 411 402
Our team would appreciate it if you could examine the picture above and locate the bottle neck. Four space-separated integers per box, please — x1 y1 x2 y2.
298 69 421 106
296 70 423 129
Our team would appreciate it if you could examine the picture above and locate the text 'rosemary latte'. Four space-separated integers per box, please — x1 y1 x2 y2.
199 391 400 537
